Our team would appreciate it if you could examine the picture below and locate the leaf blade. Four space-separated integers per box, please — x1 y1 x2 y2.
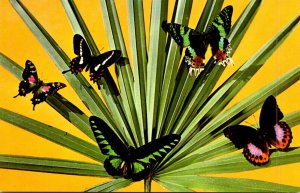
0 108 104 162
85 178 132 192
0 154 107 177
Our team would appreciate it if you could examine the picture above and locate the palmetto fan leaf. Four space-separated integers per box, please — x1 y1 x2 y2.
0 0 299 192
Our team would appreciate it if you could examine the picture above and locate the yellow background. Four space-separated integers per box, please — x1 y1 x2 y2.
0 0 299 192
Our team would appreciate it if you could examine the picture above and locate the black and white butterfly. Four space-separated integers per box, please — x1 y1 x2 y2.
89 116 181 181
223 95 292 165
62 34 121 83
162 6 233 76
14 60 66 110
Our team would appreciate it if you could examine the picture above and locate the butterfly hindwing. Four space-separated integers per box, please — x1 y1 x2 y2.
31 82 66 110
89 50 121 83
259 95 292 149
243 139 269 166
104 156 124 177
89 116 128 157
224 125 269 165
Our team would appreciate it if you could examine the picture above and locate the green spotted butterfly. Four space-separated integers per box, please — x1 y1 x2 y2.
89 116 181 181
162 5 233 76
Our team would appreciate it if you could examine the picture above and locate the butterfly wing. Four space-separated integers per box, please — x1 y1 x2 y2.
129 134 181 181
224 125 269 165
259 95 283 129
63 34 92 74
259 95 292 149
14 60 39 97
208 6 233 64
89 116 130 178
89 116 128 156
31 82 66 110
89 50 121 83
185 33 210 76
162 21 200 47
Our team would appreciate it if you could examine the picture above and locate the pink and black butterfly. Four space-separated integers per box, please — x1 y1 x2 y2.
223 95 292 166
14 60 66 110
62 34 121 83
162 6 233 76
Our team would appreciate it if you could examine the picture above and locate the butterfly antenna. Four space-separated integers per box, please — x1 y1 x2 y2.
100 47 104 52
62 69 71 74
252 114 259 128
13 94 20 98
243 120 253 127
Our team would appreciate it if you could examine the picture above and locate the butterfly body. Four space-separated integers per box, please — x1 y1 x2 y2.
14 60 66 110
63 34 121 83
89 116 181 181
162 6 233 76
224 95 292 165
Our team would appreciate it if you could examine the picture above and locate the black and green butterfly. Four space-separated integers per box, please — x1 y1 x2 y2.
89 116 181 181
162 5 233 76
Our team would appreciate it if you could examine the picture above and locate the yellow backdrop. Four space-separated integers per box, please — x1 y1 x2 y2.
0 0 299 192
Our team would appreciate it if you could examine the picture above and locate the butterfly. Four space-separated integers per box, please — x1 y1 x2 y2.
162 5 233 76
62 34 121 83
223 95 292 166
89 116 181 181
14 60 66 110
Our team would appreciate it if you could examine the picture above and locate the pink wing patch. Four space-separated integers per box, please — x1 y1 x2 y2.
243 143 269 166
28 75 37 83
271 121 292 149
42 85 51 92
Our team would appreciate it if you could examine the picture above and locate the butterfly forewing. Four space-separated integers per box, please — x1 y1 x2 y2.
73 34 91 58
162 21 198 47
133 134 181 164
259 95 284 129
209 5 233 37
22 60 39 81
15 60 39 97
89 116 128 157
224 125 258 149
89 50 121 83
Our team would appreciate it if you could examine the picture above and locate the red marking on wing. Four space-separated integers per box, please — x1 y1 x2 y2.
271 121 292 149
214 50 227 61
243 143 269 166
191 56 205 68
